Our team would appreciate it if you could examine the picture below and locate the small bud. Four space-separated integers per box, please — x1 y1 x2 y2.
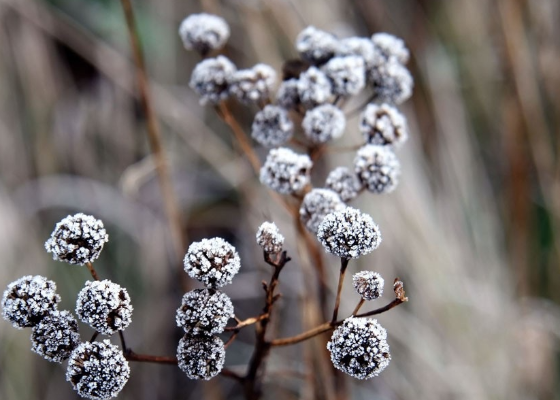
325 167 363 202
256 222 285 254
354 145 401 194
179 13 230 55
302 104 346 144
353 271 384 301
252 105 294 147
260 147 312 195
184 238 241 288
360 103 408 147
190 56 236 105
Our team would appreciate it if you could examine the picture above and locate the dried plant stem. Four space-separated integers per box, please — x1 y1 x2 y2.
352 298 366 315
225 314 269 331
85 262 100 281
331 258 350 323
125 351 178 365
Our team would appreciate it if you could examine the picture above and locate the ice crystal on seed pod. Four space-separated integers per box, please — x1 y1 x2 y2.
371 32 410 64
66 340 130 400
360 103 408 147
260 147 312 195
2 275 60 329
300 189 346 234
256 222 285 254
251 105 294 147
230 63 276 104
325 167 363 202
354 145 401 194
302 104 346 144
76 280 133 335
45 213 108 266
176 288 234 336
297 67 333 108
31 310 80 363
190 56 236 105
276 78 300 109
336 37 381 71
296 26 338 65
323 56 366 96
178 13 230 55
369 59 413 105
317 207 381 259
184 238 241 288
352 271 384 301
177 334 225 380
327 317 391 379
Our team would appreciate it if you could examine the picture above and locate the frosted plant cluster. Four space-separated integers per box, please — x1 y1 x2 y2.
300 189 346 234
178 13 230 55
353 271 384 301
177 335 226 380
295 26 339 65
259 147 312 195
230 63 276 104
252 105 294 147
31 310 80 362
302 104 346 144
189 56 237 105
323 55 366 96
360 103 408 146
354 144 401 194
176 288 234 336
256 221 285 254
325 167 363 202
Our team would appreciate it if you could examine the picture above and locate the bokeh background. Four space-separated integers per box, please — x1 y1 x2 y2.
1 0 559 399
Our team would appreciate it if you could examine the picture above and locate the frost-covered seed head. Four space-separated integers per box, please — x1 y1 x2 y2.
190 56 236 105
325 167 363 202
252 105 294 147
336 37 381 71
76 280 133 335
275 79 300 109
256 222 285 254
45 213 108 266
31 310 80 363
323 56 366 96
259 147 312 195
371 32 410 64
230 64 276 104
300 189 346 234
317 207 381 259
297 67 333 108
354 145 401 194
176 289 234 336
184 238 241 288
177 335 225 380
360 103 408 147
296 26 338 65
66 340 130 400
369 59 413 104
302 104 346 144
327 317 391 379
2 275 60 329
352 271 384 301
179 13 230 55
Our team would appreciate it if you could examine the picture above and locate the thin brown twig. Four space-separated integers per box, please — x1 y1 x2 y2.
224 331 239 349
125 351 178 365
85 262 100 281
224 314 269 331
352 298 366 315
331 258 350 323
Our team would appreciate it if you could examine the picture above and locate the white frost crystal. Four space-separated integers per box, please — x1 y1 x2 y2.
325 167 363 202
230 63 276 104
176 288 234 336
260 147 312 195
360 103 408 147
302 104 346 144
296 26 338 65
66 340 130 400
369 59 413 105
256 222 284 254
371 32 410 64
354 145 400 194
297 67 333 108
184 238 241 288
31 310 80 363
323 56 366 96
177 334 225 380
300 189 346 234
179 13 230 54
336 37 381 71
317 207 381 259
252 105 294 147
352 271 384 301
45 213 108 266
276 78 300 109
190 56 236 105
327 317 391 379
76 280 133 335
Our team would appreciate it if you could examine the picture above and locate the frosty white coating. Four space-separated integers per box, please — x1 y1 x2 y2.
297 67 333 108
76 280 133 335
177 334 225 380
336 37 381 70
371 32 410 64
251 105 294 147
360 103 408 147
190 56 236 105
300 189 346 234
302 104 346 144
323 56 366 96
295 26 338 65
230 63 276 104
317 207 381 259
184 238 241 288
325 166 363 202
259 147 312 195
352 271 384 301
256 222 285 254
275 78 300 109
354 145 401 194
45 213 108 266
66 340 130 400
2 275 60 329
179 13 230 54
369 59 413 104
327 317 391 379
176 288 234 336
31 310 80 363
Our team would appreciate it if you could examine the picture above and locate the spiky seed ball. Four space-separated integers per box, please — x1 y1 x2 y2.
325 167 363 202
297 67 333 108
2 275 60 329
295 26 338 65
252 105 294 147
300 189 346 234
369 59 413 105
327 317 391 379
352 271 384 301
31 310 80 363
302 104 346 144
230 64 276 104
176 289 234 336
317 207 381 259
256 222 285 254
178 13 230 55
66 340 130 400
336 37 381 71
184 238 241 288
360 103 408 147
371 32 410 64
177 334 225 380
190 56 236 105
45 213 108 266
76 280 133 335
354 145 401 194
275 78 300 109
323 56 366 96
260 147 312 195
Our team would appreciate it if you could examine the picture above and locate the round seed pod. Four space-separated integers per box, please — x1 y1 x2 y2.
325 167 363 202
31 310 80 363
251 105 294 148
184 238 241 288
368 59 413 105
177 334 225 380
259 147 312 195
178 13 230 55
352 271 384 301
190 56 236 105
354 145 401 194
295 26 338 65
297 67 333 108
176 288 234 336
299 189 346 234
360 103 408 147
322 56 366 96
371 32 410 64
302 104 346 144
230 64 276 104
256 222 285 254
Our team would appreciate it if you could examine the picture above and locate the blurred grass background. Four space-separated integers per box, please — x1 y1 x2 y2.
0 0 559 399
